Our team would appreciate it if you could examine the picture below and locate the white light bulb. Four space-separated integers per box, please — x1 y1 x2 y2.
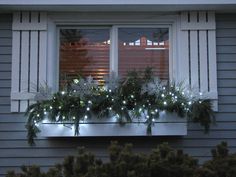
86 107 90 111
72 116 75 120
121 107 124 110
73 79 79 84
163 87 166 90
146 115 150 118
161 94 165 98
163 101 167 105
155 109 158 112
62 116 65 120
139 108 142 112
106 95 109 98
109 107 112 110
112 98 114 101
199 92 203 96
61 91 65 95
44 111 47 115
50 106 53 110
58 106 61 109
109 89 112 93
84 115 88 119
143 105 145 107
188 101 192 105
123 100 126 104
88 100 92 104
37 114 40 117
182 91 185 95
152 118 155 122
131 95 134 98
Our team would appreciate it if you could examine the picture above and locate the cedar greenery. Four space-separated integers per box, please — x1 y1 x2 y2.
6 142 235 177
25 68 214 145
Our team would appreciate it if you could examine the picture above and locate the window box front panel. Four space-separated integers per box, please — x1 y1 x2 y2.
38 111 187 137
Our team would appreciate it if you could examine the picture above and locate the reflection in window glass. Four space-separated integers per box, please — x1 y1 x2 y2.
59 29 110 89
118 28 169 81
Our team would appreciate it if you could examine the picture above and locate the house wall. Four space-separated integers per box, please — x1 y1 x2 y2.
0 13 236 177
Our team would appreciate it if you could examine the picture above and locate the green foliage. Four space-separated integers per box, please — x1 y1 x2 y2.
7 142 236 177
25 68 214 145
6 142 200 177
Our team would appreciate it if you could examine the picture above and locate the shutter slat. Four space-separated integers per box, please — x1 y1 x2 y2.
38 31 47 86
11 31 21 112
199 31 208 93
20 31 30 112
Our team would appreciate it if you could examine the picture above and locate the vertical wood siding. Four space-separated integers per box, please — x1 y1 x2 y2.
0 13 236 177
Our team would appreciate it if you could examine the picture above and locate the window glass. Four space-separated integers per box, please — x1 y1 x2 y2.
118 28 169 80
59 29 110 88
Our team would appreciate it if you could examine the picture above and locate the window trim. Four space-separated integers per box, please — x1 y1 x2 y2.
47 13 178 91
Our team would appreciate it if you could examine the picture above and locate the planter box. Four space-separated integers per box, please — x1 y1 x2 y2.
38 111 187 137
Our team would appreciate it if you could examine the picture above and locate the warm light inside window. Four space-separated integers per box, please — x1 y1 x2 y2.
118 28 169 80
59 29 110 89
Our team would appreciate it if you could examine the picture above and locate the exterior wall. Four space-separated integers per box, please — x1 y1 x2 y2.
0 13 236 177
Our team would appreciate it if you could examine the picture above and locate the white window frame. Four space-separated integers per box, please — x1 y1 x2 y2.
47 12 179 92
57 25 173 88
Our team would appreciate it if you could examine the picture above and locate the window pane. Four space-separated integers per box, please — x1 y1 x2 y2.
118 28 169 80
59 29 110 88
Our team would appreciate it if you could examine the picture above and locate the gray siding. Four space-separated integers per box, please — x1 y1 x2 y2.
0 13 236 176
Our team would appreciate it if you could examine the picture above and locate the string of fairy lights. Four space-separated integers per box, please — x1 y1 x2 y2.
25 69 214 145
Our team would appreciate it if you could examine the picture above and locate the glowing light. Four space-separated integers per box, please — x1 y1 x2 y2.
131 95 134 98
84 115 88 119
50 106 53 110
37 114 40 117
139 108 142 112
123 100 126 104
106 95 109 98
163 101 167 105
152 118 155 122
163 87 166 90
112 98 114 101
44 112 47 115
146 115 150 118
199 92 203 96
109 107 112 110
109 89 112 93
188 101 192 105
121 107 124 110
86 107 90 111
155 109 158 112
58 106 61 109
161 94 165 98
61 91 65 95
73 79 79 84
72 116 76 120
88 100 92 104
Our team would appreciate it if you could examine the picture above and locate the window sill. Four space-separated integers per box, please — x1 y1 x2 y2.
38 111 187 137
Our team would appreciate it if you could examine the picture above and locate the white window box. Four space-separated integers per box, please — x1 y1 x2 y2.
38 111 187 137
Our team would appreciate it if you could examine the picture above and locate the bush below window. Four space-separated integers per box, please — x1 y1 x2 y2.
6 142 236 177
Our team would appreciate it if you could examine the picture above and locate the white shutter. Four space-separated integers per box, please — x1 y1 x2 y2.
11 12 48 112
179 11 218 110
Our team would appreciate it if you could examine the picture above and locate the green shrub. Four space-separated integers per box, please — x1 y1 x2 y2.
6 142 236 177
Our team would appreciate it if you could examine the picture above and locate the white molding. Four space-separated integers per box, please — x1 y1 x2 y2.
2 0 236 5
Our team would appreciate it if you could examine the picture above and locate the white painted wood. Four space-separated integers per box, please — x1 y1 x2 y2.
178 30 189 86
38 31 47 86
110 26 118 75
39 122 187 137
20 31 30 112
180 11 218 110
2 0 236 5
208 30 218 110
199 31 208 93
12 12 47 31
29 31 38 105
11 92 36 100
39 112 187 137
189 31 199 89
11 31 21 112
11 11 48 112
47 18 58 92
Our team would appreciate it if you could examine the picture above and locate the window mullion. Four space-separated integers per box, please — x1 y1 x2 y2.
110 26 118 76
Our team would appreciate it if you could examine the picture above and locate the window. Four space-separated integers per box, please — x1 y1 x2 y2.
59 27 170 88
